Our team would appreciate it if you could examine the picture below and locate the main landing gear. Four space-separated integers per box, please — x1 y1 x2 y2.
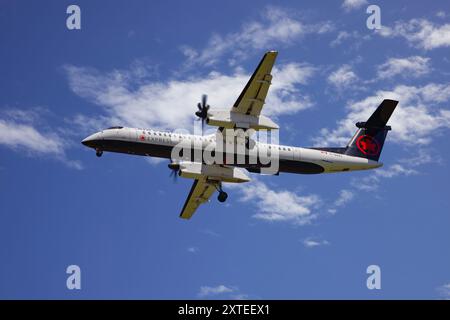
95 149 103 157
216 183 228 203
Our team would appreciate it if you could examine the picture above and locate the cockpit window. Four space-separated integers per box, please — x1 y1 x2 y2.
107 126 123 129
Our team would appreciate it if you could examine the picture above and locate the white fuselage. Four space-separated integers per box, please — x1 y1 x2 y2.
82 127 382 174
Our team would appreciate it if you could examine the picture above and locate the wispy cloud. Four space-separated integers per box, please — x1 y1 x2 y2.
378 18 450 50
181 6 333 68
352 163 418 192
327 64 359 91
198 285 234 297
436 11 447 19
228 179 321 225
437 283 450 299
330 30 364 47
342 0 368 12
200 229 221 238
0 109 82 170
65 61 315 131
0 119 63 154
376 56 431 80
302 237 330 248
376 163 418 178
334 189 354 207
197 285 250 300
327 189 355 214
187 247 199 254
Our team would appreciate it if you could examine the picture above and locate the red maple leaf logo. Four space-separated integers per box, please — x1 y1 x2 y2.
356 135 380 156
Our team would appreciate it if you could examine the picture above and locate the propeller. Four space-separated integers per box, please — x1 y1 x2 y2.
168 162 180 182
195 94 210 134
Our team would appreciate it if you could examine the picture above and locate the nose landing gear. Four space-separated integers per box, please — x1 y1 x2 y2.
95 149 103 157
218 191 228 203
215 182 228 203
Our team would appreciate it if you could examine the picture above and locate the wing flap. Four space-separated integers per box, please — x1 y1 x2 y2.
179 178 217 219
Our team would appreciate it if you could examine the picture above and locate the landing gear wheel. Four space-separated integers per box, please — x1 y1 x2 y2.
96 150 103 157
217 191 228 203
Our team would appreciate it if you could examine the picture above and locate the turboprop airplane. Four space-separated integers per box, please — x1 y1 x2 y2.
81 51 398 219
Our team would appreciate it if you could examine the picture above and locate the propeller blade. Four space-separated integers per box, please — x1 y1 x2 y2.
168 162 180 183
195 94 210 122
172 171 178 183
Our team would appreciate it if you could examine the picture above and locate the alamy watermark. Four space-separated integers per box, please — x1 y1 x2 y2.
366 5 382 30
66 265 81 290
66 5 81 30
168 126 280 174
366 264 381 290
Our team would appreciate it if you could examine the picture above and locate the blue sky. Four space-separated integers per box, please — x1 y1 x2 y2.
1 0 450 299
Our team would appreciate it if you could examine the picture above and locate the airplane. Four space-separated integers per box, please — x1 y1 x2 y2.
81 51 398 219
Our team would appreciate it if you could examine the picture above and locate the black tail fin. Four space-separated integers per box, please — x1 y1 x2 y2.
345 99 398 161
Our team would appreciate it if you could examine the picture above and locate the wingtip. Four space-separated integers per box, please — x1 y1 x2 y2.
383 99 399 104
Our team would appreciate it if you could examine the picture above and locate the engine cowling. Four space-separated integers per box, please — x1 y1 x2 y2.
179 162 250 183
206 110 279 130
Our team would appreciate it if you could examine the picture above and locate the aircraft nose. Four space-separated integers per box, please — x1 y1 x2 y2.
81 137 90 146
81 132 101 147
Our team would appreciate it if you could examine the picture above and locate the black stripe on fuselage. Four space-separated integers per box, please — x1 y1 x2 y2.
84 139 325 174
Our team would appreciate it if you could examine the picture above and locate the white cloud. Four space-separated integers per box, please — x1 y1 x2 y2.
198 285 251 299
437 283 450 299
1 107 49 124
342 0 368 11
375 163 418 178
398 149 441 167
181 6 333 67
436 11 446 19
420 83 450 103
378 19 450 50
352 163 418 191
65 62 314 131
327 65 359 90
0 119 63 154
302 237 330 248
327 189 355 214
314 83 450 147
198 285 234 297
334 189 354 207
231 293 250 300
376 56 431 80
200 229 221 237
187 246 199 254
229 179 321 225
0 114 82 170
330 31 362 47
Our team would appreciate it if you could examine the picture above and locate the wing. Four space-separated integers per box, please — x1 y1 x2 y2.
232 51 278 116
179 177 218 219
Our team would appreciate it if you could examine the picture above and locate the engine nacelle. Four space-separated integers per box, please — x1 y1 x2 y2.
179 162 250 183
206 110 279 130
